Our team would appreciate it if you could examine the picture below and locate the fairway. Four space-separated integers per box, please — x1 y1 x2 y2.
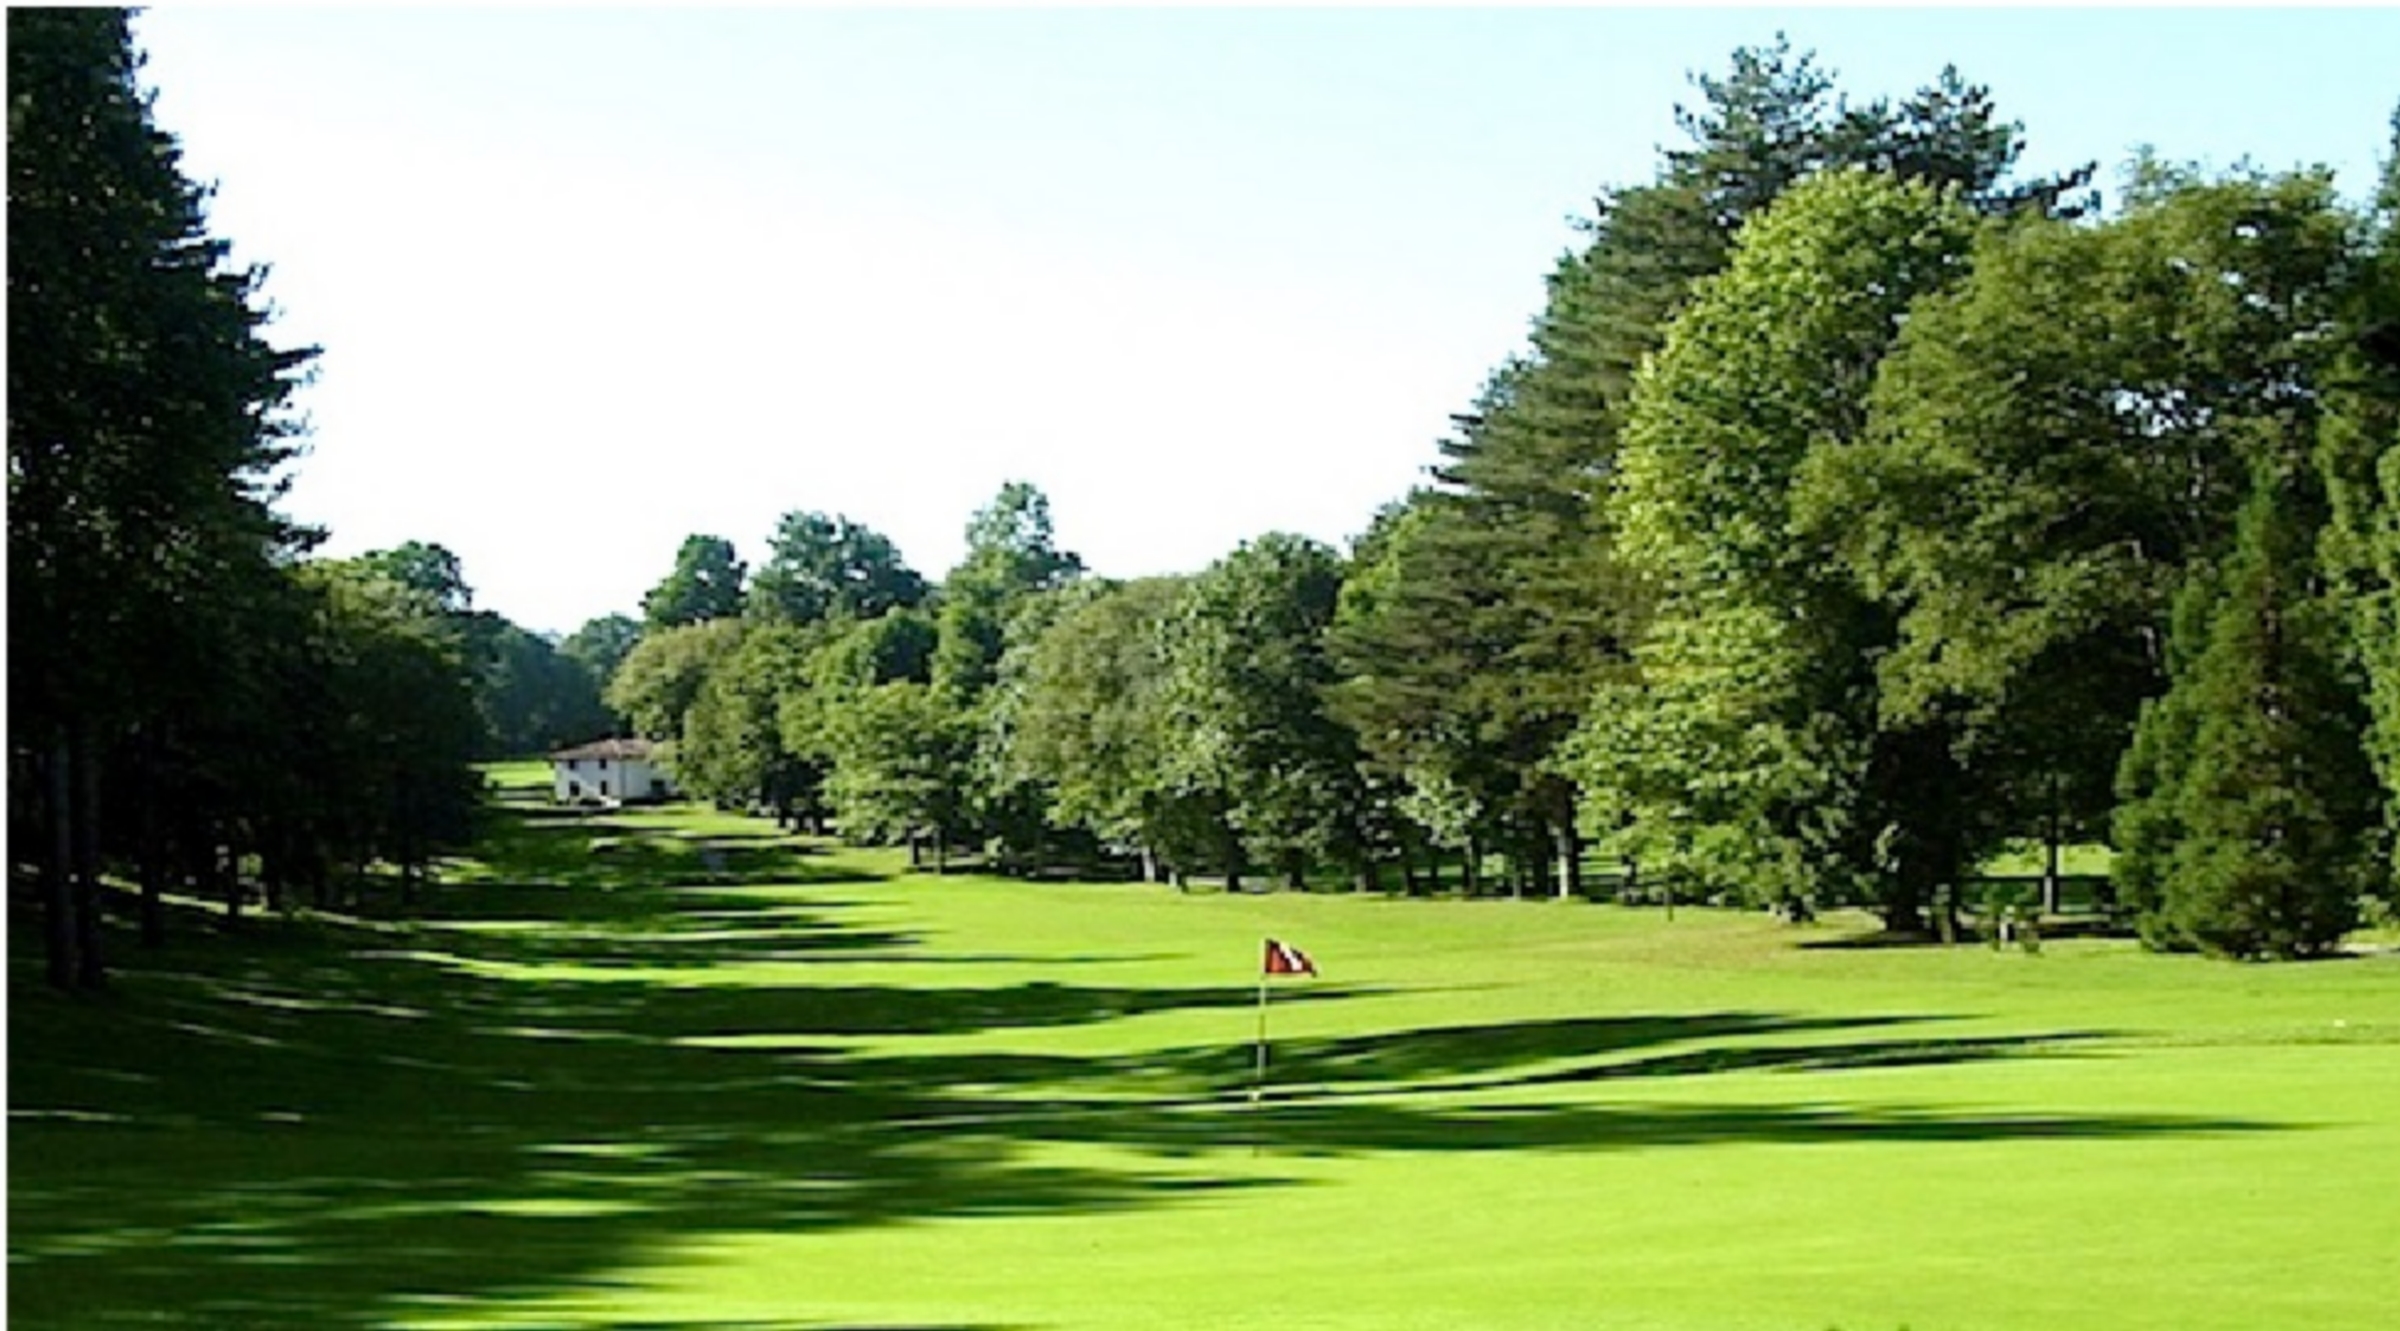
13 791 2400 1330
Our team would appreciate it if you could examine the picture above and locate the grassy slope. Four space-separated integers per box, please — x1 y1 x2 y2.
11 786 2399 1330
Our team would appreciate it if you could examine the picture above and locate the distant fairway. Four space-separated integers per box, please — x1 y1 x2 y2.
13 784 2400 1330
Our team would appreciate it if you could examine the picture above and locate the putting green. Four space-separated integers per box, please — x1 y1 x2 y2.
11 795 2398 1329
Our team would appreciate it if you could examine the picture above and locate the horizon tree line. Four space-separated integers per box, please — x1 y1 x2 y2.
15 12 2400 986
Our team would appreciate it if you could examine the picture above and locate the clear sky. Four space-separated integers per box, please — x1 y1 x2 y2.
130 5 2400 636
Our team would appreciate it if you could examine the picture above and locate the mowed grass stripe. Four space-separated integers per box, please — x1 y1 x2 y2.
11 792 2398 1329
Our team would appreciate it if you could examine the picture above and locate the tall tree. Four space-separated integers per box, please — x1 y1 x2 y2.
933 481 1084 699
353 540 473 614
642 534 747 628
1161 534 1365 890
748 511 926 625
9 7 317 987
1001 576 1193 879
1807 165 2363 906
1354 39 2086 901
2317 108 2400 889
1589 168 1983 927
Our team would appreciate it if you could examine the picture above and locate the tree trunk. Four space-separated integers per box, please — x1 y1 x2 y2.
2040 773 2064 917
1556 819 1582 901
1140 844 1160 884
219 839 243 925
136 738 167 948
1462 836 1482 897
70 729 107 991
42 738 79 992
934 825 949 875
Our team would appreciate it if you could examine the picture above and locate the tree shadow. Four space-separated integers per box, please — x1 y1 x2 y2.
8 800 2289 1330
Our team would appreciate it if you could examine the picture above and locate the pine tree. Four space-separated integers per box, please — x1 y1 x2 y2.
2113 463 2381 958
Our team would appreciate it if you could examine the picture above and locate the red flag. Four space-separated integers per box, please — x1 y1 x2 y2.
1263 938 1316 977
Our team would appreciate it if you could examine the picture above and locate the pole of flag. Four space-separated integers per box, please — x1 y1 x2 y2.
1252 938 1316 1110
1251 967 1272 1107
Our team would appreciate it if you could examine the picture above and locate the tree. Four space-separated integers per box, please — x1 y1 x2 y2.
1160 533 1365 890
823 682 977 867
933 481 1083 699
2317 108 2400 890
1806 165 2363 908
2112 462 2381 957
748 511 926 625
605 618 746 744
561 613 642 693
1590 168 1983 927
1001 576 1191 878
642 534 747 628
677 620 821 821
353 540 473 614
9 7 317 988
1352 40 2085 903
466 615 614 756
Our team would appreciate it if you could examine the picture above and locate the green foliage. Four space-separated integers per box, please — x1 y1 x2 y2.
822 681 977 856
1001 576 1190 861
748 511 926 626
462 614 614 757
2112 466 2382 957
1591 169 1982 924
561 613 643 696
1162 533 1364 887
350 540 473 614
934 481 1084 700
605 618 746 744
8 5 317 738
676 620 821 815
642 534 747 629
2315 114 2400 889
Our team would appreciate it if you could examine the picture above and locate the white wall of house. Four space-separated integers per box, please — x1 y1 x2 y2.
552 755 665 803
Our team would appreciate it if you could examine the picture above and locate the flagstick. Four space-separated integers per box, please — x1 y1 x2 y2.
1249 965 1272 1156
1251 967 1272 1107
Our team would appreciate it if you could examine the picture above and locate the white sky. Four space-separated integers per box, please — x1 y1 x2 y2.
130 6 2400 635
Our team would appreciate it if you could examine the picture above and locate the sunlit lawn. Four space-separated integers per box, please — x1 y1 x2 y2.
12 780 2399 1330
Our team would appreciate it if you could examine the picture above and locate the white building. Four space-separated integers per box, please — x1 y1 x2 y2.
548 737 669 805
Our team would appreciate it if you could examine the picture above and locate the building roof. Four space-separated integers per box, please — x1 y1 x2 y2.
548 737 654 762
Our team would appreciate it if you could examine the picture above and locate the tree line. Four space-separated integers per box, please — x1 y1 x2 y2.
597 41 2400 959
9 9 623 991
15 15 2399 992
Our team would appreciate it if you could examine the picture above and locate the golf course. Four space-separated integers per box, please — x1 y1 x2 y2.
12 768 2398 1330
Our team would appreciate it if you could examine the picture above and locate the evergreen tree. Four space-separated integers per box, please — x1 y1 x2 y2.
2316 107 2400 890
9 7 318 987
2113 463 2382 957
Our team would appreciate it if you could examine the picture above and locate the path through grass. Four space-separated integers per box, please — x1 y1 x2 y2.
12 786 2400 1328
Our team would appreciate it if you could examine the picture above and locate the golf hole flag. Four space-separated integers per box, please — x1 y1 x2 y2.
1263 938 1317 977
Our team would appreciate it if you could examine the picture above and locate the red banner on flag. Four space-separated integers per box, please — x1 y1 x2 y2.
1263 938 1317 977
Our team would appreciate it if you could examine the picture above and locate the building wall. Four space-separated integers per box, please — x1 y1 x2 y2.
552 755 665 803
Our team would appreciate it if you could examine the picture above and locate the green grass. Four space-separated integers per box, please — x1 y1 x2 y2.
13 791 2400 1330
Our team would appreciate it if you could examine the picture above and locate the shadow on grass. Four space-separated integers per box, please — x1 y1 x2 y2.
9 800 2282 1330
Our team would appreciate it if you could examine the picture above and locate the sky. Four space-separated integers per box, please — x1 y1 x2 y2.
129 4 2400 636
